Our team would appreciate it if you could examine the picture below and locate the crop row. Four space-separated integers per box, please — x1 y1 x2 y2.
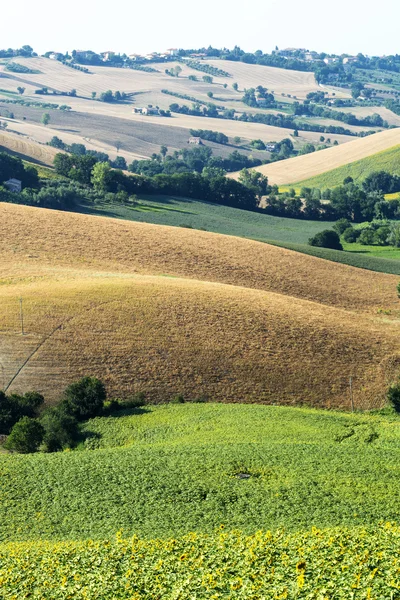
1 524 400 598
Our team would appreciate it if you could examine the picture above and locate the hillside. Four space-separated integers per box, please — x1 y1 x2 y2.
293 143 400 189
2 404 400 597
0 129 59 166
1 202 400 409
238 127 400 185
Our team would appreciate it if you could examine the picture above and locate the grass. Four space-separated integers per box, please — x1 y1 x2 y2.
80 195 329 245
79 195 400 274
293 144 400 189
2 404 400 597
342 240 400 261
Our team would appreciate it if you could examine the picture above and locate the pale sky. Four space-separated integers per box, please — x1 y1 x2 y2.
6 0 399 57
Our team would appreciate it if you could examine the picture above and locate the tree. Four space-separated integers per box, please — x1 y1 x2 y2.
4 417 44 453
91 161 113 192
343 227 360 243
333 218 352 235
232 82 239 91
41 406 78 452
308 230 343 250
41 113 50 126
233 136 241 144
203 75 213 84
238 168 269 200
62 377 106 421
250 139 266 150
17 86 25 95
160 145 168 161
293 129 299 137
299 143 315 156
69 89 77 97
358 229 375 245
112 156 127 170
207 91 213 98
174 65 182 77
387 223 400 248
351 82 364 99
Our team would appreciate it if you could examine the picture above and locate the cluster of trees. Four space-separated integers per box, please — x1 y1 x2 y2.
184 60 231 77
0 152 39 188
96 90 128 103
0 45 35 58
48 137 127 169
169 102 220 118
293 101 387 128
265 172 400 222
337 218 400 248
51 151 264 211
189 129 229 144
1 377 108 453
128 145 262 176
237 111 356 136
5 62 39 74
242 86 276 108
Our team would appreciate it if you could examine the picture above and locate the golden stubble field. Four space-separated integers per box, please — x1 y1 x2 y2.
0 57 355 153
1 203 400 409
0 130 60 166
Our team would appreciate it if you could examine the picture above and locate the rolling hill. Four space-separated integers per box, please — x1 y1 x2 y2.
238 127 400 185
1 202 400 410
0 129 59 166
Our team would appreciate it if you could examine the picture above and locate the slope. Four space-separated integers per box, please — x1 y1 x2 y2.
0 129 59 166
291 143 400 189
234 127 400 185
0 202 400 409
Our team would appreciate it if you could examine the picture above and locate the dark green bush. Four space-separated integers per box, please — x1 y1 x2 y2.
388 383 400 412
333 218 352 235
63 377 106 421
343 227 360 243
309 230 343 250
40 406 78 452
4 417 44 453
171 395 185 404
0 391 44 434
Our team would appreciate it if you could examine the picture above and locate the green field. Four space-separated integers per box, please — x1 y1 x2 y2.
292 144 400 190
77 196 400 275
80 195 329 245
1 404 400 598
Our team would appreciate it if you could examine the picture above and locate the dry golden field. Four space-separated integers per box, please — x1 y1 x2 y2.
0 130 59 165
0 57 356 155
235 127 400 185
1 202 400 409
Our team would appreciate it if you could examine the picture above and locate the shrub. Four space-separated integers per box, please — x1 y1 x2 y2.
63 377 106 421
4 417 44 453
343 227 360 243
358 229 375 245
171 394 185 404
388 383 400 412
333 218 352 235
0 391 44 434
308 230 343 250
40 406 78 452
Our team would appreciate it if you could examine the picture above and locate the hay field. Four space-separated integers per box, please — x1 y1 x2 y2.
0 129 59 166
236 127 400 185
205 60 342 99
0 57 355 154
0 202 400 409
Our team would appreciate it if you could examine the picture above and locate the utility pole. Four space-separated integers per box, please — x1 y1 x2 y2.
349 376 354 412
19 297 25 336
